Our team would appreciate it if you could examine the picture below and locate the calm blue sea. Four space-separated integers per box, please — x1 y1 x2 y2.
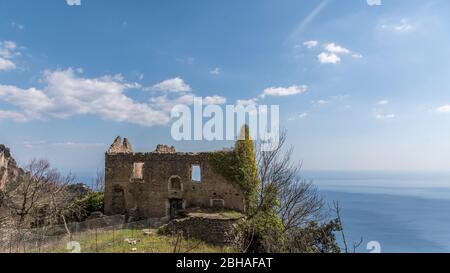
305 171 450 253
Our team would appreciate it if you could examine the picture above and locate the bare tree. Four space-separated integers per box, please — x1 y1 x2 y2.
255 130 324 232
91 168 104 192
2 159 83 231
4 159 59 228
237 129 346 253
333 201 363 253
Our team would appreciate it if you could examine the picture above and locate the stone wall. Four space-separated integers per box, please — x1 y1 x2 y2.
104 137 246 220
163 216 240 245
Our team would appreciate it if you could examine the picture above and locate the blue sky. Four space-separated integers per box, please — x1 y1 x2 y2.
1 0 450 179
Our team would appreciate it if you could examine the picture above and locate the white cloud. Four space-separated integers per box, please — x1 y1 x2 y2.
210 67 221 75
262 85 308 98
436 105 450 113
367 0 381 6
375 113 395 120
0 68 169 126
0 110 29 122
203 95 227 105
298 112 308 119
315 42 362 64
0 58 16 71
149 94 195 113
0 41 20 70
394 19 413 32
303 40 318 49
289 112 308 122
0 69 228 126
373 107 395 120
318 52 341 64
0 68 233 127
236 99 257 106
11 21 24 31
151 77 192 93
316 100 329 105
382 19 414 33
66 0 81 6
151 94 226 109
324 43 350 54
378 100 389 105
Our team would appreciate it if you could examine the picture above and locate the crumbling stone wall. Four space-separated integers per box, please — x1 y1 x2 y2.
104 137 246 221
163 216 240 245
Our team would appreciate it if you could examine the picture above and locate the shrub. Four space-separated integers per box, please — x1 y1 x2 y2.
78 192 104 213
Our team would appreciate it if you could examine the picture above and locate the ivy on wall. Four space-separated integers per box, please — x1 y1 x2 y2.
208 125 259 212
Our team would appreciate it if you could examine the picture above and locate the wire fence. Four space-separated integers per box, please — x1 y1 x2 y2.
0 215 174 253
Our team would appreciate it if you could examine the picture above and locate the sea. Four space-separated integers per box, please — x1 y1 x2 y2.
304 171 450 253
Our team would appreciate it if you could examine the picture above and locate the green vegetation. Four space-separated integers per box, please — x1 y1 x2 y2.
209 125 285 252
209 125 259 211
210 125 341 253
45 228 235 253
181 210 244 220
77 192 104 214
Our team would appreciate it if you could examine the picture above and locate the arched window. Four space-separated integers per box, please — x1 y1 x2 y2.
169 176 182 190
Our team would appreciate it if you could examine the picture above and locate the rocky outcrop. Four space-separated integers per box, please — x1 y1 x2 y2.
107 136 134 154
154 144 176 154
0 145 22 191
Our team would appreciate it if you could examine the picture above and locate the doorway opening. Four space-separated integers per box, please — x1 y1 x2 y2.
169 198 183 219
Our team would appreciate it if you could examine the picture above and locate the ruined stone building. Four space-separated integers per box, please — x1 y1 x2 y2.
104 137 246 220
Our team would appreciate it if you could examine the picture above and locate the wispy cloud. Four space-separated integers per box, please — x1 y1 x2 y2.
11 21 24 31
381 18 415 33
289 0 329 40
0 40 21 71
318 52 341 64
66 0 81 6
436 105 450 113
288 112 308 122
303 40 319 49
209 67 221 75
150 77 192 93
324 43 351 54
261 85 308 98
375 113 395 120
317 42 362 64
314 99 329 105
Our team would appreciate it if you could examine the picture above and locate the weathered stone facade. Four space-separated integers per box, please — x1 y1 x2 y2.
163 215 241 245
104 137 246 221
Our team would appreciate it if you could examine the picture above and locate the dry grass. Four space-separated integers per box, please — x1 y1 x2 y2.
40 228 236 253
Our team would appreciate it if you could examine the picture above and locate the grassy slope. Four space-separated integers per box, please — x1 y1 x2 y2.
42 228 236 253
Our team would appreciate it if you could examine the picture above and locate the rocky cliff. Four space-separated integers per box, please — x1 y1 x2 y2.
0 145 22 191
